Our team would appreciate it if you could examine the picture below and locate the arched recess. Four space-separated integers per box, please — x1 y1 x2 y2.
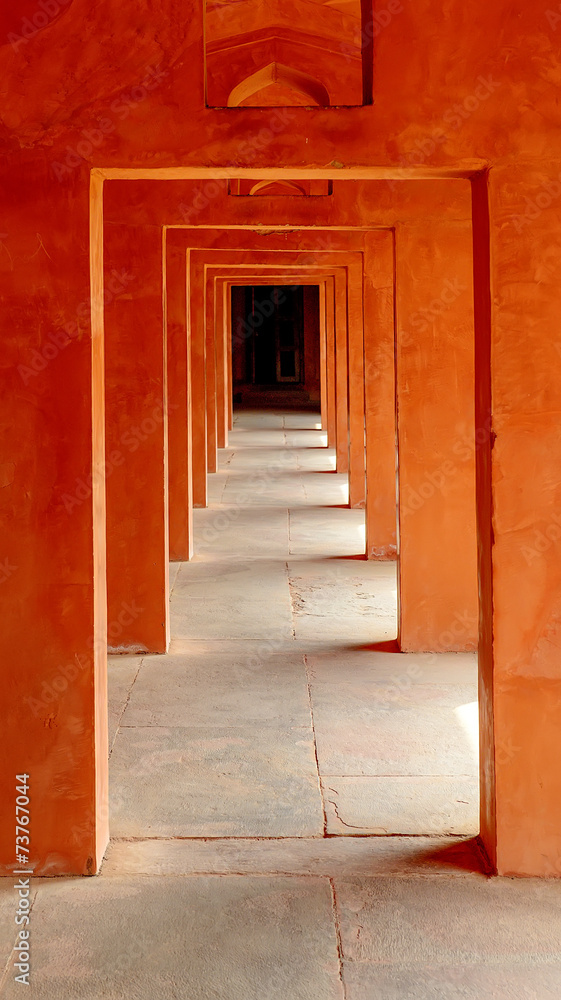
228 178 333 196
227 61 330 108
248 180 308 196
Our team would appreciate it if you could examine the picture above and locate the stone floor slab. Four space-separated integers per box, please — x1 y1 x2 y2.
305 648 477 687
323 776 479 835
174 557 289 594
193 511 289 558
225 448 299 469
334 874 561 966
341 962 561 999
170 594 293 640
120 648 311 728
222 485 307 507
107 655 143 749
311 690 478 776
288 509 367 556
293 450 337 471
1 876 343 1000
102 836 488 878
110 726 323 837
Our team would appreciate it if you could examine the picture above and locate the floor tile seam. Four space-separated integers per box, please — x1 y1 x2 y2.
303 654 328 837
94 868 487 879
171 596 294 605
107 834 328 844
335 954 561 967
98 870 338 881
319 774 480 779
116 724 315 731
168 562 181 597
327 832 481 841
284 554 298 641
106 833 479 844
328 876 348 998
307 691 479 699
30 876 526 900
328 869 489 878
95 866 493 882
109 658 144 755
306 698 478 706
168 635 295 641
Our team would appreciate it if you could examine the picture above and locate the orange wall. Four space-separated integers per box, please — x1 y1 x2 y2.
483 166 561 875
104 224 169 654
167 233 193 561
0 165 105 875
397 219 478 651
200 263 349 472
364 229 396 559
2 0 561 875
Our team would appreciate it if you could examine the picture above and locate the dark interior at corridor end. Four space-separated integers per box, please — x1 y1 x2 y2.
232 284 321 408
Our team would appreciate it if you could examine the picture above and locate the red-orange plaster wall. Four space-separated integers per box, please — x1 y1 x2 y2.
214 279 229 449
110 185 473 513
167 233 193 561
197 251 363 505
104 223 169 654
481 166 561 876
364 229 396 559
186 245 364 497
211 267 342 466
3 0 561 877
213 272 324 409
0 164 106 876
396 220 478 652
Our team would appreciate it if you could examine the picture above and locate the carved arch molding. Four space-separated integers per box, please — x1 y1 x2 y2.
205 0 372 107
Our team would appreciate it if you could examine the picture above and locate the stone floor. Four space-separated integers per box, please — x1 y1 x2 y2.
2 410 561 998
109 409 479 840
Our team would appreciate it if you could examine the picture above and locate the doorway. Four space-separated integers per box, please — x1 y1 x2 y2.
231 284 321 408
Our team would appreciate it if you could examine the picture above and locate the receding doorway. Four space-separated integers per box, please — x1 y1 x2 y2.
231 284 320 408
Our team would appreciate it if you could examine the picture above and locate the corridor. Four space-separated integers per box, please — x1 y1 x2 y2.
109 409 479 840
3 413 561 999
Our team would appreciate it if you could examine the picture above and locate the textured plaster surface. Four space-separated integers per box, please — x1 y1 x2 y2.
1 413 558 994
